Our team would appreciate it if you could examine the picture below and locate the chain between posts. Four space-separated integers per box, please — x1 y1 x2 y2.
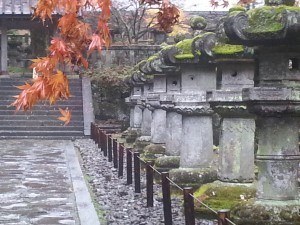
92 123 236 225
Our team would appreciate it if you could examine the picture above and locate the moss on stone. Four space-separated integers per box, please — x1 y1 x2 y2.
175 39 194 54
169 168 217 189
147 54 159 62
212 44 244 55
229 6 246 13
194 181 256 218
245 5 300 34
174 53 195 60
142 144 166 161
155 156 180 168
232 200 300 225
190 16 207 30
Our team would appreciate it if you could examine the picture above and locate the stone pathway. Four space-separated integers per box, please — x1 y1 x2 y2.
0 139 100 225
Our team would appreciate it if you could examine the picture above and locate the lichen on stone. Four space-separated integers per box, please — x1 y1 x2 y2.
190 16 207 30
229 6 246 13
212 44 245 55
194 181 256 218
245 6 300 34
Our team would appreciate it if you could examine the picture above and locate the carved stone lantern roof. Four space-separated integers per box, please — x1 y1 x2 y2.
161 32 217 65
224 2 300 46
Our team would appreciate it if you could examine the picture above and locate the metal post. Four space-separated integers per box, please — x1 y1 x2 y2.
107 135 112 162
91 123 95 142
134 152 141 193
102 131 107 156
97 127 101 148
118 143 124 177
113 139 118 169
146 161 154 207
161 172 172 225
90 122 94 141
183 187 195 225
126 148 133 185
218 209 230 225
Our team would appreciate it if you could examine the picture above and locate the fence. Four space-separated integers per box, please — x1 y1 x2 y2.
91 122 236 225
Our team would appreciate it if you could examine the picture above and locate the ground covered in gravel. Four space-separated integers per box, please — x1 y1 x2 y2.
74 139 218 225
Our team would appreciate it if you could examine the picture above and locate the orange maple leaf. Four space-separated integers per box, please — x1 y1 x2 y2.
58 107 71 126
88 34 103 55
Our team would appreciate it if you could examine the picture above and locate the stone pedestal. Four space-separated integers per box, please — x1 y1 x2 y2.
165 111 182 156
132 105 142 129
141 107 152 136
150 108 166 144
255 117 299 201
180 115 213 168
219 118 255 182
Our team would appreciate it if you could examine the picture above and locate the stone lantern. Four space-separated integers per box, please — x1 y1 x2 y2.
139 56 167 145
162 32 218 186
224 2 300 224
126 71 143 130
139 73 153 140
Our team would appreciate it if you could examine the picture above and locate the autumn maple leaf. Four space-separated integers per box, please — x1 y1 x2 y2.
88 34 104 55
58 108 71 126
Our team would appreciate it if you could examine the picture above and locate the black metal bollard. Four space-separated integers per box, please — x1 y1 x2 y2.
118 143 124 177
107 135 112 162
134 152 141 193
183 187 195 225
146 161 154 207
91 123 95 142
218 209 231 225
161 172 172 225
126 148 133 185
97 127 101 149
113 139 118 169
102 131 108 156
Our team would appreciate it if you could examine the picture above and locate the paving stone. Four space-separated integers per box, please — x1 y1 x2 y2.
0 140 80 225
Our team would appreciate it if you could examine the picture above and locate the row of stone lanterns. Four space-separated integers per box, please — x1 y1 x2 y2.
125 1 300 224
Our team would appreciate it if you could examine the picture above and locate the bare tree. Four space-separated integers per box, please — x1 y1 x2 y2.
110 0 158 44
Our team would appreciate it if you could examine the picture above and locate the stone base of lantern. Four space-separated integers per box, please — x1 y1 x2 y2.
154 156 180 173
169 168 217 189
141 143 166 162
122 128 140 143
194 181 256 219
231 200 300 225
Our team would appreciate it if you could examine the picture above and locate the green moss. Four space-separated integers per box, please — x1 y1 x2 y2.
190 16 207 30
175 39 194 54
147 54 159 62
212 44 244 55
155 156 180 168
245 5 300 34
229 6 246 13
194 182 256 218
174 53 195 60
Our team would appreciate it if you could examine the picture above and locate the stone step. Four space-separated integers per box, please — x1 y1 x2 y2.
0 95 83 100
0 104 83 110
0 89 83 95
0 130 84 137
0 120 83 126
0 99 83 105
0 135 86 140
0 115 83 121
0 126 84 131
0 110 83 115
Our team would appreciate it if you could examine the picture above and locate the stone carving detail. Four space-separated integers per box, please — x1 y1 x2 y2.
224 8 300 45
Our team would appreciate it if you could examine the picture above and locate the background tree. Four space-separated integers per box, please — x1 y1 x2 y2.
13 0 263 123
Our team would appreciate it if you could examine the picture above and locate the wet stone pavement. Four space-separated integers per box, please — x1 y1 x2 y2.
0 140 80 225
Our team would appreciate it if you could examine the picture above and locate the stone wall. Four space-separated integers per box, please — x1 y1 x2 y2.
90 45 162 68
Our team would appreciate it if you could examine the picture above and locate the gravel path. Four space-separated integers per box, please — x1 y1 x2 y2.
74 139 218 225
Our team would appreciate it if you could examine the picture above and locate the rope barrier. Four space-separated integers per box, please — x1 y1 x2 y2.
93 124 237 225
